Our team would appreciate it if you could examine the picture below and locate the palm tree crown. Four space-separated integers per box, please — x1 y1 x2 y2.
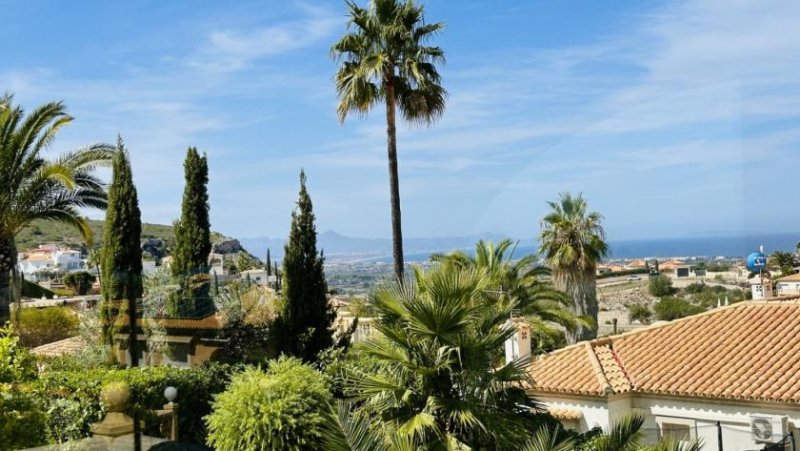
332 0 446 124
332 0 447 283
432 240 592 350
539 193 608 343
0 95 114 324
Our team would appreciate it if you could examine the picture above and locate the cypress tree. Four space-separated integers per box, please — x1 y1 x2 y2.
266 249 272 276
101 138 143 364
171 147 212 316
275 170 334 362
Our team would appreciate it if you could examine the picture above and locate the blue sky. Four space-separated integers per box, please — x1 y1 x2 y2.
2 0 799 241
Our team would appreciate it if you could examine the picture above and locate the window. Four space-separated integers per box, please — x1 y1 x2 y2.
656 417 696 443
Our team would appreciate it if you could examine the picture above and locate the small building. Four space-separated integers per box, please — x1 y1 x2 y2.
239 269 275 286
775 273 800 296
54 249 82 270
525 299 800 450
751 279 774 300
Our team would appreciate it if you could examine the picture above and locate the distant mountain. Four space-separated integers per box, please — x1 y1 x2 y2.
239 230 508 262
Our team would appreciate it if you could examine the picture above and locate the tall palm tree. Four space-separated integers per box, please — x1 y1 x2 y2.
332 0 446 282
0 95 114 324
341 266 546 449
432 240 593 350
539 193 608 343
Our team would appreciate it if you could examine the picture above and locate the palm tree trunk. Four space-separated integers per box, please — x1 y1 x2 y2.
385 78 404 282
555 269 598 343
0 237 17 326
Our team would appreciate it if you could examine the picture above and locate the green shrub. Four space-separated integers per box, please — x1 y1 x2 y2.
648 275 674 297
653 297 705 321
627 303 652 324
205 357 331 451
63 271 96 295
0 325 36 383
597 268 648 279
34 363 240 444
0 384 48 450
22 279 55 298
16 307 79 348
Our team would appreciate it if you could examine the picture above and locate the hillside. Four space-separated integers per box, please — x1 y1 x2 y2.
16 219 227 251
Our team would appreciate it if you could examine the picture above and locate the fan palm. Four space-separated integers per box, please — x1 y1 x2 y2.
342 265 546 449
539 193 608 343
432 240 593 350
0 95 114 324
332 0 446 282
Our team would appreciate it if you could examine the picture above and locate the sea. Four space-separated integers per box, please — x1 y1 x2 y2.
368 233 799 263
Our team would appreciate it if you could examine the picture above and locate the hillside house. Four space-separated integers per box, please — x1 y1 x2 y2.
524 300 800 450
775 274 800 297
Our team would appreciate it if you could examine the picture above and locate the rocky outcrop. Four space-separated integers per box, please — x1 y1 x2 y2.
212 239 244 255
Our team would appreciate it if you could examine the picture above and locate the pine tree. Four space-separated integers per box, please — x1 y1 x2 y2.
171 147 212 316
275 170 335 362
101 138 143 365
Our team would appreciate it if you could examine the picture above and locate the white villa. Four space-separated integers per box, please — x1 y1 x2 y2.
18 245 84 278
523 299 800 450
775 274 800 297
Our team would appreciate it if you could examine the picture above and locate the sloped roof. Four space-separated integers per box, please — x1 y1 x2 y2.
776 273 800 282
529 300 800 403
32 336 87 357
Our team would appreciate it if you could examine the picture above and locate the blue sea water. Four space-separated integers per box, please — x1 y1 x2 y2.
375 233 800 263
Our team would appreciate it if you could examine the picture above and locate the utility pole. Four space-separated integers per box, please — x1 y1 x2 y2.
717 421 723 451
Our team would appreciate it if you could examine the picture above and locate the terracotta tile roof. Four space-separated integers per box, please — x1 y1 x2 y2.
547 407 583 421
776 273 800 282
32 336 87 357
529 300 800 403
115 313 224 330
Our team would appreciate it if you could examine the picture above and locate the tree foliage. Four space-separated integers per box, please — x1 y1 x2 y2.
100 140 142 347
63 270 96 295
648 275 674 297
171 147 213 317
16 307 79 348
332 0 447 282
539 193 608 342
275 170 335 362
432 239 591 351
0 95 113 325
341 265 544 449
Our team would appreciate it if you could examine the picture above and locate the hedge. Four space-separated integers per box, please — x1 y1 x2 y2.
34 363 241 445
597 268 648 279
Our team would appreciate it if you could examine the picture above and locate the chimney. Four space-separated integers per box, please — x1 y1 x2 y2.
504 321 531 364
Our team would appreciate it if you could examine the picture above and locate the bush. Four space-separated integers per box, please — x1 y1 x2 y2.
22 279 55 298
16 307 79 348
653 297 705 321
63 271 96 295
627 303 653 324
34 363 240 444
205 357 331 451
0 325 36 383
0 385 48 450
597 268 648 279
648 275 674 297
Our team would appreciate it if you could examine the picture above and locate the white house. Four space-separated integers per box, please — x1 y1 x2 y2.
525 299 800 450
775 274 800 297
53 249 82 270
239 269 275 286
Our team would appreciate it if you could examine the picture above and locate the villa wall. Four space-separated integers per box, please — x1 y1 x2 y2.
537 393 800 451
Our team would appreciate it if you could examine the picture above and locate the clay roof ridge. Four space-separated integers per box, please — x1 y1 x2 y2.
584 343 614 394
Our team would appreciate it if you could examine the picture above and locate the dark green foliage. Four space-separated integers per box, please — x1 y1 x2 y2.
21 278 55 298
172 147 211 278
597 268 648 279
0 386 47 450
205 357 331 451
171 147 213 317
681 283 745 308
266 249 272 276
648 274 674 297
16 307 79 348
63 271 96 295
100 141 143 346
275 170 335 362
34 363 240 444
653 297 705 321
626 303 652 325
705 262 731 272
770 250 797 276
